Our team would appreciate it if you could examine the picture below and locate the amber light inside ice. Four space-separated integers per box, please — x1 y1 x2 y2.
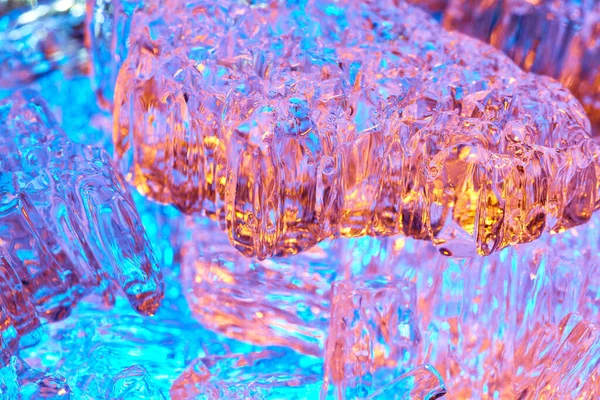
114 0 599 259
2 0 600 398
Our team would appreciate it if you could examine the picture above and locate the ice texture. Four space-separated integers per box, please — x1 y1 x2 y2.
0 91 163 362
171 350 322 399
367 365 446 400
5 0 600 398
9 185 321 398
409 0 600 132
441 0 600 132
21 296 197 398
113 0 598 259
0 0 112 149
17 192 323 399
19 289 322 398
322 278 421 399
180 214 600 398
181 216 412 358
366 218 600 398
0 0 88 88
181 217 337 355
85 0 141 109
106 365 166 399
0 356 71 399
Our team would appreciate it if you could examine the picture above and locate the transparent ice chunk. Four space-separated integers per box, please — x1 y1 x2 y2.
110 0 597 259
0 90 164 361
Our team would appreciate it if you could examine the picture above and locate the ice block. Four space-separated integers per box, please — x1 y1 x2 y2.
112 0 598 259
0 90 164 362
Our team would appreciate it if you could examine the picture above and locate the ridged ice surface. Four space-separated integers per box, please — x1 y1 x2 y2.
13 192 600 399
114 0 599 259
366 365 447 400
4 1 600 399
0 91 163 364
181 212 600 398
357 218 600 399
171 350 322 399
409 0 600 132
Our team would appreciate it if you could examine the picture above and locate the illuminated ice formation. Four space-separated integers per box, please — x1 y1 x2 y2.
0 91 163 363
107 0 598 259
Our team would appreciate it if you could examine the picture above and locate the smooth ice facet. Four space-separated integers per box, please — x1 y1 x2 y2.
113 0 598 259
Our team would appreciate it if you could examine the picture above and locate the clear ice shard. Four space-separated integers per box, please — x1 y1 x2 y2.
0 0 88 88
0 90 164 361
322 278 420 399
111 0 599 259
